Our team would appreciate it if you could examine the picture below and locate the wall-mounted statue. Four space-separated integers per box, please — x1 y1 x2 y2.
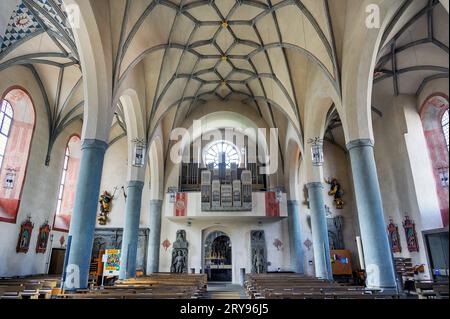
171 230 188 273
98 189 117 225
325 178 344 209
251 231 267 274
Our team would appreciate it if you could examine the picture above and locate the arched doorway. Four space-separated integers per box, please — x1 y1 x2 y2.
204 231 232 282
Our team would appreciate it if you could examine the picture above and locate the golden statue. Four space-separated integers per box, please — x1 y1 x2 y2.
98 190 115 225
325 178 344 209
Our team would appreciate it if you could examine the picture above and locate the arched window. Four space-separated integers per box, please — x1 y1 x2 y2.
0 89 35 224
0 100 14 170
442 109 449 151
204 141 241 168
420 95 449 227
53 135 81 232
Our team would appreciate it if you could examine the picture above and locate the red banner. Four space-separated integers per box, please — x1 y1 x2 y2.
265 192 280 217
174 193 187 217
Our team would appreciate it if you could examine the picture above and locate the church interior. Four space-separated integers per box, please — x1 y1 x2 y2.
0 0 449 303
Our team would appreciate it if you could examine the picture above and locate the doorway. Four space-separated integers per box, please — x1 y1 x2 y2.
48 248 66 275
204 231 232 282
424 231 449 281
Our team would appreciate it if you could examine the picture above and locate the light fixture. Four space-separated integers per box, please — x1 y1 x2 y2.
132 138 146 167
308 137 324 166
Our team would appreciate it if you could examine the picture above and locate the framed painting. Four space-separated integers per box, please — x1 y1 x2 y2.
17 216 34 253
36 222 51 254
403 216 419 252
387 218 402 253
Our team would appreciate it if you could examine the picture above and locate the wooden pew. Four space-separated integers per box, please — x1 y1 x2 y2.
245 274 397 300
55 273 207 299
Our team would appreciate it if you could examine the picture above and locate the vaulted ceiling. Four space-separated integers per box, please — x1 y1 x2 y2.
0 0 448 162
0 0 83 164
111 0 342 142
374 0 448 100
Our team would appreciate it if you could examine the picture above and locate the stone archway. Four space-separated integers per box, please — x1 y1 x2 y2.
203 230 232 282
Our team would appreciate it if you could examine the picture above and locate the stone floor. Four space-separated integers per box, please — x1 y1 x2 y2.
202 282 249 299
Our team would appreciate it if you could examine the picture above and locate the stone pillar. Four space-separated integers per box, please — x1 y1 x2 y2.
65 139 108 290
287 200 304 274
307 182 333 280
347 139 396 290
148 200 163 273
119 181 145 280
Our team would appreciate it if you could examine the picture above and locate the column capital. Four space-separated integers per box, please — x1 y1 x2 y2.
127 180 145 189
346 139 374 151
81 139 108 152
306 182 324 190
287 200 301 206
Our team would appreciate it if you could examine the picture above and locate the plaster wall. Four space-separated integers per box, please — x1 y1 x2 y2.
0 67 81 277
372 94 440 280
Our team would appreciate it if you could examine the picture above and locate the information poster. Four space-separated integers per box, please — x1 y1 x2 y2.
103 249 121 276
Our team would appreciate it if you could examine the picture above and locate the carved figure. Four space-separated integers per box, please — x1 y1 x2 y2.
253 249 265 274
172 251 186 273
325 178 344 209
98 190 116 225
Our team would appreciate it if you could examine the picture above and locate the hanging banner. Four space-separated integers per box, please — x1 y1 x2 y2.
174 193 187 217
265 192 280 217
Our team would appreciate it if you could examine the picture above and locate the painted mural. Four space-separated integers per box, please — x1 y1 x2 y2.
0 90 35 223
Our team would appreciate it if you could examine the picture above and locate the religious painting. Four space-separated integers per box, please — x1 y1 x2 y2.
17 216 34 253
403 216 419 252
387 218 402 253
265 192 280 217
0 91 35 224
36 222 51 254
174 193 187 217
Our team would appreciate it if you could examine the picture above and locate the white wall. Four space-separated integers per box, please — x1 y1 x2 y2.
373 94 441 280
159 218 291 284
322 142 360 270
0 66 81 277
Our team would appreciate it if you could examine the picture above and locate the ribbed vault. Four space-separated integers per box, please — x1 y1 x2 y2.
112 0 341 142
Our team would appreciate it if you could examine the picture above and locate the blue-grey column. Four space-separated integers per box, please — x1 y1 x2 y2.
347 139 396 290
307 182 333 280
119 181 145 280
65 139 108 290
148 200 163 273
287 200 304 274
